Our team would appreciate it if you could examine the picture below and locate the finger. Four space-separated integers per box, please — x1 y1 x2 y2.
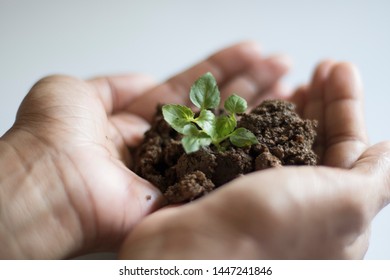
343 228 370 259
106 113 150 166
220 55 291 106
127 41 263 121
303 60 335 162
109 114 150 147
288 84 308 117
323 62 368 168
88 74 156 114
86 159 166 251
353 141 390 213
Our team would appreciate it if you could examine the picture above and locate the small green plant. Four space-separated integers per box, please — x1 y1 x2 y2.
162 72 258 153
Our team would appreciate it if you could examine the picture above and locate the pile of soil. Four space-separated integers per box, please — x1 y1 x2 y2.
133 100 317 204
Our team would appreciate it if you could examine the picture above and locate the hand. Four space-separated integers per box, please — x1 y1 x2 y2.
0 42 290 259
118 62 390 259
290 60 368 168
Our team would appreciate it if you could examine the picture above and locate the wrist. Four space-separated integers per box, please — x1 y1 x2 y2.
0 129 83 259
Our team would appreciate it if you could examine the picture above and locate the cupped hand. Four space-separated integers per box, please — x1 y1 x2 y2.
0 42 290 258
118 61 390 259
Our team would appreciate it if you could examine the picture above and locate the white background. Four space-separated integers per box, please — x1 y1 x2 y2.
1 0 389 259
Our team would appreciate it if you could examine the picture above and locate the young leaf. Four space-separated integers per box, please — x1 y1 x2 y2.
195 109 216 137
229 127 259 147
190 72 220 110
224 94 247 114
182 123 200 136
182 133 212 153
215 115 236 139
162 104 194 133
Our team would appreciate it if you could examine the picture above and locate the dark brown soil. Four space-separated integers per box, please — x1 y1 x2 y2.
133 100 317 204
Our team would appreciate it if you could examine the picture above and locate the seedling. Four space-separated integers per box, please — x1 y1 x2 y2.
162 72 258 153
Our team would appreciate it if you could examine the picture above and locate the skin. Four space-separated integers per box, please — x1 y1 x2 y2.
0 42 291 259
118 61 390 259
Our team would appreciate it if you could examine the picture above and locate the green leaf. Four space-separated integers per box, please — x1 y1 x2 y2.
215 115 236 139
195 109 216 137
190 72 220 110
182 123 199 136
182 133 212 153
224 94 247 114
182 123 212 153
162 104 194 133
229 127 259 147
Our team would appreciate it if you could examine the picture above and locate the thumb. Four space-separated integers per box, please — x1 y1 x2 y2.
353 141 390 214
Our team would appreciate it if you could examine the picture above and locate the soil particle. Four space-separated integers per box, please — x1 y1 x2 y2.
176 147 217 180
212 148 253 186
133 100 317 204
255 151 282 171
165 171 215 204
